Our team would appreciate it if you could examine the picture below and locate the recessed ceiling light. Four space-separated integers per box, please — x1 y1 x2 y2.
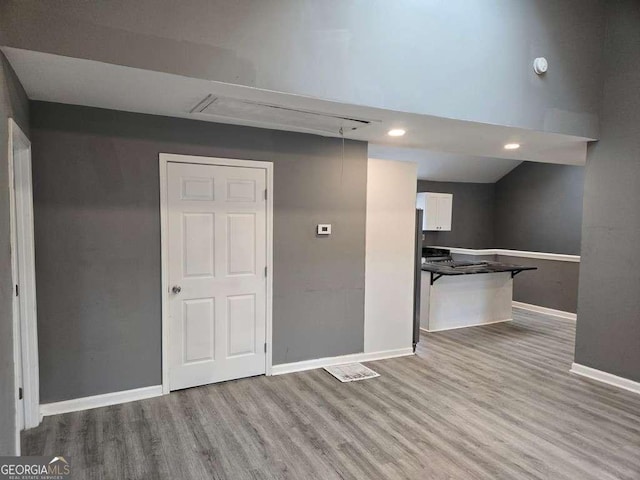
504 143 520 150
388 128 406 137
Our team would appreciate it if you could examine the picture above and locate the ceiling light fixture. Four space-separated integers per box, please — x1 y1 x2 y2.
504 143 521 150
388 128 406 137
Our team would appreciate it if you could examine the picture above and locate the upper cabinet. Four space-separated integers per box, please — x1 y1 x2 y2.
416 192 453 231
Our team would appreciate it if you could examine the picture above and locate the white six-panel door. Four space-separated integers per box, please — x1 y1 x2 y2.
167 161 267 390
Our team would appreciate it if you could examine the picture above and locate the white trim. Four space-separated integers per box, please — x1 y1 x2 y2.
496 249 579 262
570 363 640 396
40 385 163 416
9 119 40 455
158 153 274 393
512 301 577 321
8 118 20 454
429 246 580 263
265 161 274 376
419 318 512 333
271 348 414 376
159 155 170 394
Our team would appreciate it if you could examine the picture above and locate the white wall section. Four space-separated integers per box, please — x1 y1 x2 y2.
364 158 417 353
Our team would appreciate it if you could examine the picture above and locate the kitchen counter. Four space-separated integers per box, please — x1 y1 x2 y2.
419 260 536 332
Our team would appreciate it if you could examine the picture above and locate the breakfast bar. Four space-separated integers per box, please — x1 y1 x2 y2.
420 254 536 332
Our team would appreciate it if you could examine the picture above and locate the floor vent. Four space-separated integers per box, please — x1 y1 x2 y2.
324 363 380 383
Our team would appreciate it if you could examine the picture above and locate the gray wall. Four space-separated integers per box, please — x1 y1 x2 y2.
492 162 584 312
1 0 604 138
30 101 367 403
417 180 495 249
452 253 579 313
497 256 579 313
494 162 585 255
0 52 30 455
575 1 640 382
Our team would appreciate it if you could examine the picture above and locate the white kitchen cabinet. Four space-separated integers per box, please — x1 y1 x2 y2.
416 192 453 231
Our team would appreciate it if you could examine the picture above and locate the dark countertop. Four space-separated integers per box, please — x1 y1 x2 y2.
421 260 537 276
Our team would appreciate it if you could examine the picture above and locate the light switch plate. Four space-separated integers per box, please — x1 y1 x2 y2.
317 224 332 235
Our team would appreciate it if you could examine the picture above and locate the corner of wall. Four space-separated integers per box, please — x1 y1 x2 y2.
0 50 31 455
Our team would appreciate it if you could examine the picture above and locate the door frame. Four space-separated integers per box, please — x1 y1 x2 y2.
8 118 40 453
159 153 274 394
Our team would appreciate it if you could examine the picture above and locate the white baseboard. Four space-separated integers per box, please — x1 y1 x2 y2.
570 363 640 395
357 348 415 362
40 385 164 417
419 318 512 333
513 301 577 321
271 347 414 376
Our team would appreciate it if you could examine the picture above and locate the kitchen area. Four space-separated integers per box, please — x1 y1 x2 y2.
413 189 540 339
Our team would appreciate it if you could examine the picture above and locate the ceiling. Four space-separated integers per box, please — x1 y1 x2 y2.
368 145 522 183
3 47 591 169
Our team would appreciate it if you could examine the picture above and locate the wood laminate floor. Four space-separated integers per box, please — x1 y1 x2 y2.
23 309 640 479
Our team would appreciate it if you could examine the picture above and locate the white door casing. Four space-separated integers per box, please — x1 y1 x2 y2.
161 155 272 391
8 118 40 453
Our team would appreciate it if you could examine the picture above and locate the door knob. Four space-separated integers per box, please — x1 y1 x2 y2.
172 285 182 294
